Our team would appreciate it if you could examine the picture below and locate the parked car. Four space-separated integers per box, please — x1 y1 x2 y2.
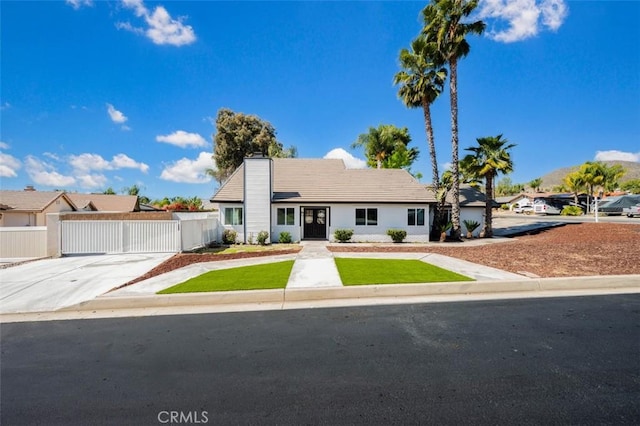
623 204 640 218
513 205 533 214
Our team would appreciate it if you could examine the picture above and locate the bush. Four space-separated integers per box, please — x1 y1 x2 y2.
501 204 510 210
463 219 481 238
334 229 354 243
222 229 237 245
561 205 583 216
257 230 269 245
278 231 292 244
386 229 407 243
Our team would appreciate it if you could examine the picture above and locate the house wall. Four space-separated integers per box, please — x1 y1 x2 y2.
40 198 75 225
244 157 272 243
219 203 245 243
1 212 35 227
428 207 485 237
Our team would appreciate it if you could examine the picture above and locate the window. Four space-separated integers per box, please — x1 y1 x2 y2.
356 208 377 226
277 207 295 225
224 207 243 225
408 208 425 226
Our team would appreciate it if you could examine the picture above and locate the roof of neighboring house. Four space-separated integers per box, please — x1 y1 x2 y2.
426 185 497 207
213 158 436 204
0 190 77 212
494 194 527 205
66 193 140 212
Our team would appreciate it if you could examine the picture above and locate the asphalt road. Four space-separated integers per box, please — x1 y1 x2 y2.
2 295 639 425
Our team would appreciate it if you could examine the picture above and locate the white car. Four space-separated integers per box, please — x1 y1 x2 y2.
513 205 533 214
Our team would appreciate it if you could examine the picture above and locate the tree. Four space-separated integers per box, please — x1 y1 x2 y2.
102 187 116 195
421 0 485 239
460 134 515 238
529 177 543 192
351 125 419 170
620 179 640 194
212 108 296 182
394 37 447 239
601 163 626 193
563 171 585 204
577 162 605 213
122 184 150 204
496 177 524 196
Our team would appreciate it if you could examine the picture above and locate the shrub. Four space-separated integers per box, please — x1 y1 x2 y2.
247 233 254 245
386 229 407 243
463 220 481 238
222 229 237 245
334 229 354 243
561 205 583 216
257 230 269 245
501 204 510 210
278 231 292 244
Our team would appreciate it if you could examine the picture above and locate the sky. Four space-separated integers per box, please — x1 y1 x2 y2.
1 0 639 202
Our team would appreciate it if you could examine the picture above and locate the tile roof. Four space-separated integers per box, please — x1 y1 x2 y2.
0 190 76 211
66 193 140 212
212 158 436 204
425 184 496 207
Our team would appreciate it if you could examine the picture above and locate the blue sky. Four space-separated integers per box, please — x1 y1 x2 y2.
1 0 638 201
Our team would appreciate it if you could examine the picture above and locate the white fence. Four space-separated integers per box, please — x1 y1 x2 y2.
60 219 218 255
0 227 48 258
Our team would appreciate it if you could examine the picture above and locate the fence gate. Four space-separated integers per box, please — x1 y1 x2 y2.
61 220 181 254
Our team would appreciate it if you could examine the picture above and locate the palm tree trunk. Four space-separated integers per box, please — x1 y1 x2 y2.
423 100 442 241
449 57 461 240
485 174 494 238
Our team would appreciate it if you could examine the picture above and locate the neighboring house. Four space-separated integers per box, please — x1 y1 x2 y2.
66 193 140 212
0 189 77 227
212 157 436 243
428 185 495 235
495 194 528 209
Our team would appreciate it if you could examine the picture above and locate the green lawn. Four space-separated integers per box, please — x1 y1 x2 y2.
334 258 473 285
158 260 295 294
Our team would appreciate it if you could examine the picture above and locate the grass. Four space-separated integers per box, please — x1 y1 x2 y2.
334 258 473 285
158 260 295 294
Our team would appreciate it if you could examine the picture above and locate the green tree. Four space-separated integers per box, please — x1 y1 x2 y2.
620 179 640 194
212 108 296 182
577 162 605 213
394 36 447 239
421 0 485 239
102 187 116 195
496 177 524 196
351 125 418 170
563 171 585 204
460 134 515 238
529 177 543 192
122 184 150 204
601 163 626 193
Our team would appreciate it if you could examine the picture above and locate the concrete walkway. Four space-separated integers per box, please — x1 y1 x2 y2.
286 241 342 288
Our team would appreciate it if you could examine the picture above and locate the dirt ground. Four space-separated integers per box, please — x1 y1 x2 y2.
330 223 640 278
124 223 639 286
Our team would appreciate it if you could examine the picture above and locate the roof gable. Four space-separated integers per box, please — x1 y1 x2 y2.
66 193 140 212
0 190 77 211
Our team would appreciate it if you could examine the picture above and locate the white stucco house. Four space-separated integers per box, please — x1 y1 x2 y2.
211 156 490 243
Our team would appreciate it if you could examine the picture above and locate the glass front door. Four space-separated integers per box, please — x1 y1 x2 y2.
303 208 327 239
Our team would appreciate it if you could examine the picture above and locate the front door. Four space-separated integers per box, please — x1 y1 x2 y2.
303 208 327 239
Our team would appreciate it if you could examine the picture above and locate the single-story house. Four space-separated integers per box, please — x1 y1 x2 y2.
211 156 490 243
0 189 77 226
66 193 140 212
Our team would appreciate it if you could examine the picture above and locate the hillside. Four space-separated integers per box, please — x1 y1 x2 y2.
537 161 640 191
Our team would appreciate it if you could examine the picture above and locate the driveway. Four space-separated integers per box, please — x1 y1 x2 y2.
0 254 173 313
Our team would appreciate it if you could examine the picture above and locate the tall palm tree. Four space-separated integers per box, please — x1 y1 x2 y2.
601 163 626 193
422 0 485 239
460 134 515 238
578 162 605 213
351 125 417 170
394 38 447 240
563 171 585 205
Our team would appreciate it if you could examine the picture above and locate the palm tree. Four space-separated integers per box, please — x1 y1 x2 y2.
601 163 626 193
460 134 515 238
529 177 543 192
578 162 605 213
563 171 585 205
351 125 417 170
421 0 485 239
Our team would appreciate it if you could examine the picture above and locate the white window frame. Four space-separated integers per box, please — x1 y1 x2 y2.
224 207 243 225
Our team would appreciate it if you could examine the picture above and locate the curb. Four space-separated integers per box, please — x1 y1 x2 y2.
61 275 640 312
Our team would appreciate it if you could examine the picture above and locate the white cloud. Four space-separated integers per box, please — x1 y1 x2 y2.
106 103 128 124
69 153 149 174
323 148 367 169
594 150 640 163
0 153 21 178
160 151 213 183
156 130 208 148
119 0 196 47
25 156 76 187
65 0 93 10
77 174 108 189
442 162 453 171
0 141 10 150
111 153 149 173
478 0 568 43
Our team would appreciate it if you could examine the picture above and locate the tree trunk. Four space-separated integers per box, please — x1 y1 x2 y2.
485 174 494 238
449 57 461 240
423 100 441 241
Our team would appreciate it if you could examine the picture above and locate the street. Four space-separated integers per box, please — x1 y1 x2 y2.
2 294 639 425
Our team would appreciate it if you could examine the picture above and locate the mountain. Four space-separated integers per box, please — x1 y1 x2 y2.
537 161 640 191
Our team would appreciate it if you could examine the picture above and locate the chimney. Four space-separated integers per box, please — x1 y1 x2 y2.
24 185 36 191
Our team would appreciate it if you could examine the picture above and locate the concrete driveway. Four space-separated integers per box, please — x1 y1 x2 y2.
0 254 173 314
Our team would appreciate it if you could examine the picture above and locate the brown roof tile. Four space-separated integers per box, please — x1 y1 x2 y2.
0 190 76 211
67 193 140 212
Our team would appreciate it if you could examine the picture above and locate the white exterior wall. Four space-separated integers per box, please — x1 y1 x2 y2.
459 208 485 237
271 206 301 242
219 204 245 243
329 204 430 243
244 158 272 244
